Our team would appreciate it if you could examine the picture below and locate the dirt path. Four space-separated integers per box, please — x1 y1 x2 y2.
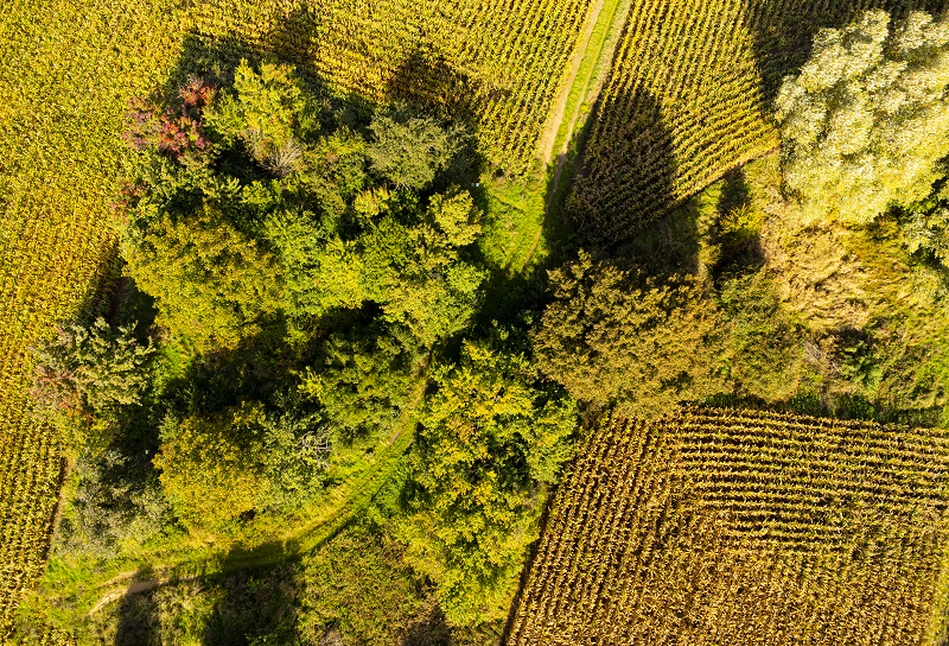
538 0 609 168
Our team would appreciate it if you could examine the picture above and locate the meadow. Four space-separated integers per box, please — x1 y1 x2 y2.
569 0 949 245
507 409 949 645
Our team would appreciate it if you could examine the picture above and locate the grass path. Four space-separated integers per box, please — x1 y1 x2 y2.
523 0 635 267
82 378 427 618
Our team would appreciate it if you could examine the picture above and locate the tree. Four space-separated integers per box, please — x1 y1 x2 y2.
154 402 324 529
533 251 729 418
367 110 460 189
900 180 949 267
399 338 577 625
31 318 154 445
775 10 949 225
123 203 284 352
365 191 486 347
204 59 318 175
299 327 421 441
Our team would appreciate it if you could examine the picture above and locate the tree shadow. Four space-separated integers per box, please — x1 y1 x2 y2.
199 565 299 645
113 568 159 646
401 604 452 646
565 87 678 254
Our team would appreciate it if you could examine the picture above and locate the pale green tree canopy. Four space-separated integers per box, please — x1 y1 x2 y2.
775 10 949 225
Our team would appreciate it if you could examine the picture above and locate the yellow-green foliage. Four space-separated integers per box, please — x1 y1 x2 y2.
0 0 600 631
154 403 273 529
776 10 949 225
508 409 949 645
569 0 945 244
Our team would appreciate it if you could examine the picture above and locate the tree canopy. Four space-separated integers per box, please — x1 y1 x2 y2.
399 338 577 625
121 59 485 354
533 251 729 418
775 10 949 225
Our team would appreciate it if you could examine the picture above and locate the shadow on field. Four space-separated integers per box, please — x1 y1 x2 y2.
564 87 678 254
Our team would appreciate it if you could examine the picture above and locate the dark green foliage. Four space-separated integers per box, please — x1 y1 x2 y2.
54 451 170 560
300 327 420 441
31 317 155 446
367 109 460 189
900 180 949 268
399 338 577 625
533 251 729 418
298 521 428 644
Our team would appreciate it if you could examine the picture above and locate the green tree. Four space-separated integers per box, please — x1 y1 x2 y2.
205 59 318 175
533 251 728 418
367 110 460 189
399 339 577 625
900 180 949 267
299 328 421 440
31 318 154 445
775 10 949 225
154 402 323 529
122 203 284 351
364 192 486 347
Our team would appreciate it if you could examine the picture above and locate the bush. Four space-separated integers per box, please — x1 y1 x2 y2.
533 251 729 418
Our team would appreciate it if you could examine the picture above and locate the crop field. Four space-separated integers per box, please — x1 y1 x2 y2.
507 409 949 645
187 0 599 176
0 0 189 634
569 0 949 244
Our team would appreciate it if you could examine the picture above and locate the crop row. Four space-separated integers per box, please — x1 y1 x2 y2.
567 0 946 246
187 0 598 175
506 409 949 645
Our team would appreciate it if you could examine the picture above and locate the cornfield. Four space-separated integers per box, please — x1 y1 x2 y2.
507 408 949 645
0 0 187 634
569 0 949 245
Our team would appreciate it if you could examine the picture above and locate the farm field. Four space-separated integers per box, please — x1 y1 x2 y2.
507 409 949 645
569 0 949 244
0 0 605 637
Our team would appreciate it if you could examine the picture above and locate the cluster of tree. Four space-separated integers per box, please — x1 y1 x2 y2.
776 10 949 226
32 9 949 639
32 57 582 632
